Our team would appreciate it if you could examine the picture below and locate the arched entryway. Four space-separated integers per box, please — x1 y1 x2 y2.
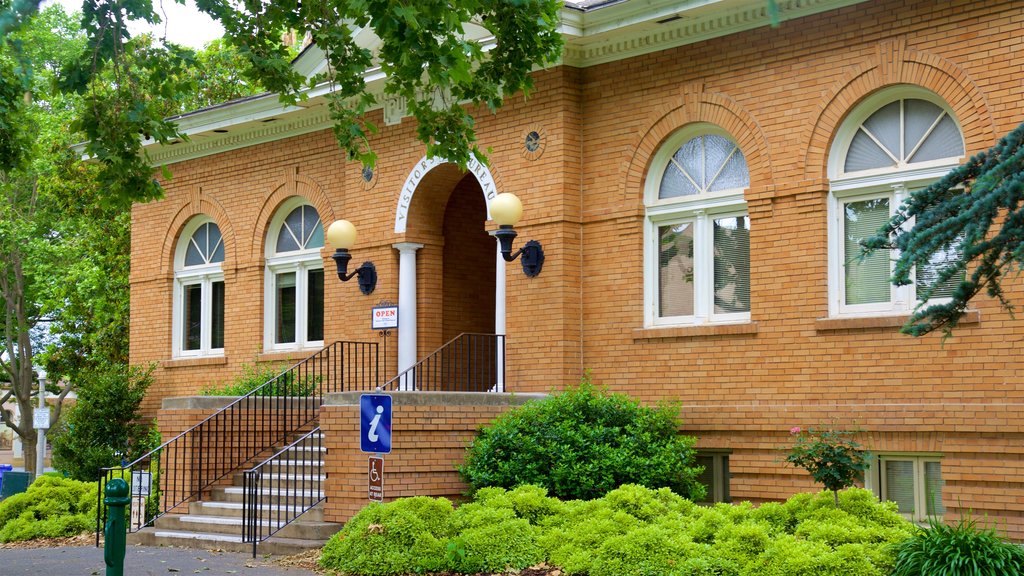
392 156 504 389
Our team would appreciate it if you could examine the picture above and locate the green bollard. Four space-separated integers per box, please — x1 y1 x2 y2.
103 478 130 576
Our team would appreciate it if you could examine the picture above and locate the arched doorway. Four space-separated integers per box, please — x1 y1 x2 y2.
393 156 503 385
442 174 496 341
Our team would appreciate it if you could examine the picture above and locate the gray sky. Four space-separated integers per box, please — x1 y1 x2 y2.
43 0 225 49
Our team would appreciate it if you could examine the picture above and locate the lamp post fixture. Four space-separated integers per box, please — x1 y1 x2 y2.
326 219 377 295
490 192 545 277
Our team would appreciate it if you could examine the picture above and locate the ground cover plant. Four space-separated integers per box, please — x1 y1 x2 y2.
319 485 916 576
893 517 1024 576
0 474 98 542
459 379 705 500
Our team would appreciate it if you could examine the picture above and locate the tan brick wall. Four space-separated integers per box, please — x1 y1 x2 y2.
130 0 1024 537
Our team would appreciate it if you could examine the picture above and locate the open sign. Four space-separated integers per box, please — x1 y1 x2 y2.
371 306 398 330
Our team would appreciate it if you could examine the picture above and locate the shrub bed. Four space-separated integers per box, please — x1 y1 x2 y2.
319 485 916 576
0 475 98 542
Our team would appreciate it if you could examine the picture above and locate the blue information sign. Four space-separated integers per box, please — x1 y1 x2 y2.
360 394 392 454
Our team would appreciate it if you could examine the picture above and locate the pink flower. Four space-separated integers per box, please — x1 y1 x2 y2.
790 426 802 435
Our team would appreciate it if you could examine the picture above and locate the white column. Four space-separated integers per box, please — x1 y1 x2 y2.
393 243 423 390
493 236 507 393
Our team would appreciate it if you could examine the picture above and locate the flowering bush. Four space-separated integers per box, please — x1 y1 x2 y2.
786 427 869 507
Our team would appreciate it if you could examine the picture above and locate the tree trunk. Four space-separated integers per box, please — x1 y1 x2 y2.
21 420 37 476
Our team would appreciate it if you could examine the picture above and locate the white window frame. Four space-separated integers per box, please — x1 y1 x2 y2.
644 124 750 328
827 87 965 318
172 217 225 358
263 198 325 352
865 454 945 523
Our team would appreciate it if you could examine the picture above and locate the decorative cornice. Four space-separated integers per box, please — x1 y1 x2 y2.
562 0 868 67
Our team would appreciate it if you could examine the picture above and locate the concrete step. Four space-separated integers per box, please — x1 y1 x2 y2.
127 527 331 556
249 459 327 475
189 500 326 522
155 513 340 541
231 471 326 489
211 485 325 505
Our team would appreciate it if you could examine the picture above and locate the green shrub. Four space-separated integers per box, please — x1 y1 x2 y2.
200 361 319 396
320 486 916 576
51 363 156 481
785 427 869 507
893 517 1024 576
459 378 704 500
0 475 99 542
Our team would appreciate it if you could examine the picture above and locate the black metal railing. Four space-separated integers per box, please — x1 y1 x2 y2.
96 340 378 544
381 333 505 392
242 427 324 556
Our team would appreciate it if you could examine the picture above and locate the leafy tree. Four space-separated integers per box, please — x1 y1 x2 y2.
785 426 869 508
0 0 565 207
863 122 1024 338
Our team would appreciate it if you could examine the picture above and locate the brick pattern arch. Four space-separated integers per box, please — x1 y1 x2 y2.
159 187 237 276
801 38 997 180
249 168 336 263
620 83 772 209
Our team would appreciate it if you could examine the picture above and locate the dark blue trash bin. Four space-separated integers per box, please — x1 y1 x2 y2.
0 464 14 496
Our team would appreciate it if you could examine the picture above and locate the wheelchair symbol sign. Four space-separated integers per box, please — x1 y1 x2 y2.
368 456 384 502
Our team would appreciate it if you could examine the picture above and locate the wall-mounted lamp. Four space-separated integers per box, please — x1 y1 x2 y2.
326 219 377 295
490 192 545 278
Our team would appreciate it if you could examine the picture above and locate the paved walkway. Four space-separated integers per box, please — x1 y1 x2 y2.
0 544 319 575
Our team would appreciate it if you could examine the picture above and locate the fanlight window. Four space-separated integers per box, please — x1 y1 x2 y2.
183 222 224 267
844 98 964 173
276 205 324 253
659 134 750 199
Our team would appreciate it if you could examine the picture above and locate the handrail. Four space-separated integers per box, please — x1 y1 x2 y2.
96 340 379 545
242 427 324 557
381 333 505 392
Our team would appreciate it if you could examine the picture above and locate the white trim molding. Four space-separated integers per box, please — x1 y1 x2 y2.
394 154 499 233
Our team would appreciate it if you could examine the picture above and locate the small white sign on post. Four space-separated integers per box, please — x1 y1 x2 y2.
132 471 152 497
371 305 399 330
32 408 49 430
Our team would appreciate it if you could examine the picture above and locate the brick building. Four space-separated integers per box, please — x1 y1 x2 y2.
131 0 1024 537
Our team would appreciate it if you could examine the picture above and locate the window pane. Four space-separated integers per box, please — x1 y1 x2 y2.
275 272 297 344
676 138 703 189
184 241 204 267
308 221 324 249
659 163 700 199
904 99 944 159
846 129 894 172
884 460 916 515
276 209 303 253
924 461 945 516
207 224 224 263
702 135 734 190
695 455 714 503
862 100 901 161
916 235 964 300
709 149 750 192
307 269 324 342
194 224 209 259
183 284 202 351
211 281 225 349
910 114 964 164
659 224 695 317
714 216 750 314
844 198 891 305
301 206 322 248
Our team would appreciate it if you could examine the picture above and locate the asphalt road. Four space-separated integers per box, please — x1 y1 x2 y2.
0 544 319 575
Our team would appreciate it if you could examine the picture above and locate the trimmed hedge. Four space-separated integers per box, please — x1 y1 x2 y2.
319 485 916 576
0 475 98 542
459 381 705 501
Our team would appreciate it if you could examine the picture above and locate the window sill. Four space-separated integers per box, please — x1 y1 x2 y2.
163 355 228 369
258 349 322 363
815 310 980 332
633 322 758 340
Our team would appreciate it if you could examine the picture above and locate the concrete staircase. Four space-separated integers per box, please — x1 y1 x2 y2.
128 433 342 555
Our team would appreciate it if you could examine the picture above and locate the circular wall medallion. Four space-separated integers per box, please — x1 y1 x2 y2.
521 127 547 160
361 165 378 190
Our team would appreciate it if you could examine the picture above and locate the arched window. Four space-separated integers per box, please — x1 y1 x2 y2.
264 200 325 350
644 125 751 327
173 218 225 356
828 89 965 317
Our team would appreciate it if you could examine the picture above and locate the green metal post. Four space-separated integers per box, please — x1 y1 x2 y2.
103 478 130 576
